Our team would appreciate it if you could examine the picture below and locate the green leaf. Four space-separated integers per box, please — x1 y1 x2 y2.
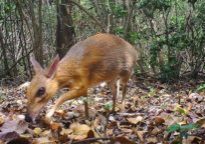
196 83 205 92
167 124 180 133
180 123 198 132
104 102 113 111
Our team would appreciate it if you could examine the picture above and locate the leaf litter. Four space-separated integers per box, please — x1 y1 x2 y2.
1 75 205 143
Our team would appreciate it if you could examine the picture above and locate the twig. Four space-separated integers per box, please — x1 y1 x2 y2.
104 112 110 137
117 112 144 117
0 49 33 78
61 1 106 32
70 137 112 144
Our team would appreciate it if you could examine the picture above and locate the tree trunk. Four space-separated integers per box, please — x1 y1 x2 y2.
28 0 44 66
56 0 75 58
0 27 10 77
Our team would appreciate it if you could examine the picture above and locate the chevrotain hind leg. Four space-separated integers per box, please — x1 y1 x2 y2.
120 70 131 102
108 80 118 112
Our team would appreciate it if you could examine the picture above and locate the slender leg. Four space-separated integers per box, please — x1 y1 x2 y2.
83 96 89 118
121 72 131 102
46 88 87 118
116 80 120 99
121 83 127 102
108 81 117 112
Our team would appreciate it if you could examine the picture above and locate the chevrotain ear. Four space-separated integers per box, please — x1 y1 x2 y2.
30 56 44 74
46 55 60 78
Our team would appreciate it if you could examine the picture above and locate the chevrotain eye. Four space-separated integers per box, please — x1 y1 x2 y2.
36 87 45 97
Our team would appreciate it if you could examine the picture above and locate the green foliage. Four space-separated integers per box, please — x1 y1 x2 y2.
196 83 205 92
0 1 15 21
104 102 113 111
114 26 124 37
138 0 171 11
136 0 205 81
111 3 127 18
127 32 141 44
167 123 181 133
149 39 163 66
0 90 6 102
138 0 171 18
167 123 198 138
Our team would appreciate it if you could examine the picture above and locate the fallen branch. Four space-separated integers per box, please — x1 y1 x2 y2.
69 137 112 144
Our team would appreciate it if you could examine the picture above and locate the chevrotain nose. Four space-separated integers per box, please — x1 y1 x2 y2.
25 113 32 123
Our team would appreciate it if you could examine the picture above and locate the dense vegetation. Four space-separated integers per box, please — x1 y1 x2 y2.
1 0 205 82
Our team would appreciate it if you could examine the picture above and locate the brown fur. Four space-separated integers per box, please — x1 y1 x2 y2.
26 33 137 120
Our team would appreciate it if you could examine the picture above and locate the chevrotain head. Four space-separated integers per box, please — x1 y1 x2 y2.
25 55 60 122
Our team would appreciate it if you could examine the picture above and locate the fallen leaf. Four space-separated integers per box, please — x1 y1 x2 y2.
0 117 4 127
189 93 203 102
0 119 28 143
120 128 133 133
127 116 143 124
68 123 93 140
6 137 30 144
0 120 28 134
0 132 19 142
60 128 72 135
134 130 145 142
146 136 158 143
33 127 42 136
151 127 161 135
111 136 135 144
41 130 52 137
175 105 189 115
154 116 165 125
55 109 65 117
33 137 57 144
196 118 205 128
182 136 201 144
50 122 62 132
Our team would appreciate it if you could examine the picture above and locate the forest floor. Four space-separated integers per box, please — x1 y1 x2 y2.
0 75 205 144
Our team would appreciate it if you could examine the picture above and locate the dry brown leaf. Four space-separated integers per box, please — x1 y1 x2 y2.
106 129 113 136
111 136 135 144
182 136 202 144
134 130 145 142
160 112 181 126
33 137 57 144
50 122 62 132
196 118 205 128
151 127 161 135
41 130 52 137
120 128 133 133
146 136 158 143
60 128 72 135
154 116 165 125
0 119 28 142
68 122 92 140
189 93 204 102
0 117 4 127
6 137 30 144
127 116 143 124
20 133 32 139
187 103 193 111
55 109 65 117
178 120 187 125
